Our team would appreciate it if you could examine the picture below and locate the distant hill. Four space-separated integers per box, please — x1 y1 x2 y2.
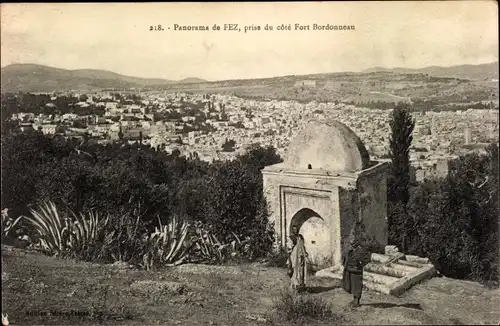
0 64 208 92
178 77 208 84
363 62 499 81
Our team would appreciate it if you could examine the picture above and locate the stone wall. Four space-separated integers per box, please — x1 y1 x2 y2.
357 170 389 247
338 187 358 255
262 161 389 269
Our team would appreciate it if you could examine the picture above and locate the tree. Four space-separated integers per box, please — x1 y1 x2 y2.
237 144 283 170
221 139 236 152
387 103 415 251
405 144 499 283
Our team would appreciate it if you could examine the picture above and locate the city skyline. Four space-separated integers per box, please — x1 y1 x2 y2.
1 1 498 81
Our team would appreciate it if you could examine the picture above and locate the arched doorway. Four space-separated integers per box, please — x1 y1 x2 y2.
290 208 332 271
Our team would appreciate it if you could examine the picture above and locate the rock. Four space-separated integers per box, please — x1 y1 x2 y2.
385 245 399 256
246 315 267 323
1 244 14 252
176 263 243 275
130 280 187 296
110 261 134 270
405 255 430 264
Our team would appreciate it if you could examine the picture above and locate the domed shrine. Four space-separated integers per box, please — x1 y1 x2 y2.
262 119 390 271
284 119 371 172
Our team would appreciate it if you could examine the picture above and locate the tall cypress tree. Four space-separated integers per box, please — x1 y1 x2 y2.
388 102 415 250
388 103 415 205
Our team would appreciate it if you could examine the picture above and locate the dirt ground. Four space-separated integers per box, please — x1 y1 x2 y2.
2 246 499 325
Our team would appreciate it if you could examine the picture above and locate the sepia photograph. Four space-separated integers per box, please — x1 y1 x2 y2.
1 1 499 325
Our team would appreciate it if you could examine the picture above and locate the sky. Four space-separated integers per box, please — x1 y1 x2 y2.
1 1 498 81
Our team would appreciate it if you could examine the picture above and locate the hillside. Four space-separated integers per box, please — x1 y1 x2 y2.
179 77 209 84
2 246 499 325
1 62 497 103
0 64 207 92
364 62 499 81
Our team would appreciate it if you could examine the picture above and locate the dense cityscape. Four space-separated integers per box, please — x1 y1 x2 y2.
5 90 499 181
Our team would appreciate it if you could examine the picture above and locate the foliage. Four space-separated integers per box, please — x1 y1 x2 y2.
385 101 497 283
405 143 499 283
141 215 191 270
190 222 252 264
264 245 289 268
1 209 23 240
200 160 274 260
192 225 228 263
99 208 149 264
387 103 415 251
221 138 236 152
237 143 283 170
24 201 110 260
271 288 342 325
1 131 282 265
388 102 416 205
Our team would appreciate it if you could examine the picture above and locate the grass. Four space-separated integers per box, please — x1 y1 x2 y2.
270 288 343 325
2 246 499 325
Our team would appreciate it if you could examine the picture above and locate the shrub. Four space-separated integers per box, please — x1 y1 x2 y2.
24 201 110 260
99 209 149 265
264 246 289 268
271 288 342 325
190 222 252 264
1 132 283 265
140 215 191 270
404 144 499 283
1 209 23 241
196 160 274 261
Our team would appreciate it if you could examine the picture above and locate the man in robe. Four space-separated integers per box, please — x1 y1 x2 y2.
287 226 308 293
342 223 371 307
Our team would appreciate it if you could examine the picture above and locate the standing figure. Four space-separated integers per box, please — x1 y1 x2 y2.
290 232 308 293
342 233 369 307
286 226 299 278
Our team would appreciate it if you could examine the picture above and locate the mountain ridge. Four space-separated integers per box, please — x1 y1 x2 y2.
1 62 498 93
0 63 209 92
362 62 499 80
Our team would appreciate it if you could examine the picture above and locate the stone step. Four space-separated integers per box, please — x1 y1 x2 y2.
405 255 430 264
363 270 401 285
363 279 392 294
389 262 421 273
364 263 406 278
396 259 427 268
314 250 436 296
314 268 393 294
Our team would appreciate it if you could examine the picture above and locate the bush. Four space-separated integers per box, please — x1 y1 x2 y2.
1 209 23 243
140 215 192 270
24 201 111 260
271 289 342 325
264 246 289 268
1 132 282 265
401 143 499 284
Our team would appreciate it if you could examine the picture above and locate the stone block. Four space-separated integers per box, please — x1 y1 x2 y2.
406 255 430 264
385 245 399 255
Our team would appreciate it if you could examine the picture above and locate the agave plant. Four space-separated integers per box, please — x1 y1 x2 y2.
194 227 223 262
192 225 254 263
141 215 191 270
24 201 66 254
1 208 23 239
24 200 108 257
